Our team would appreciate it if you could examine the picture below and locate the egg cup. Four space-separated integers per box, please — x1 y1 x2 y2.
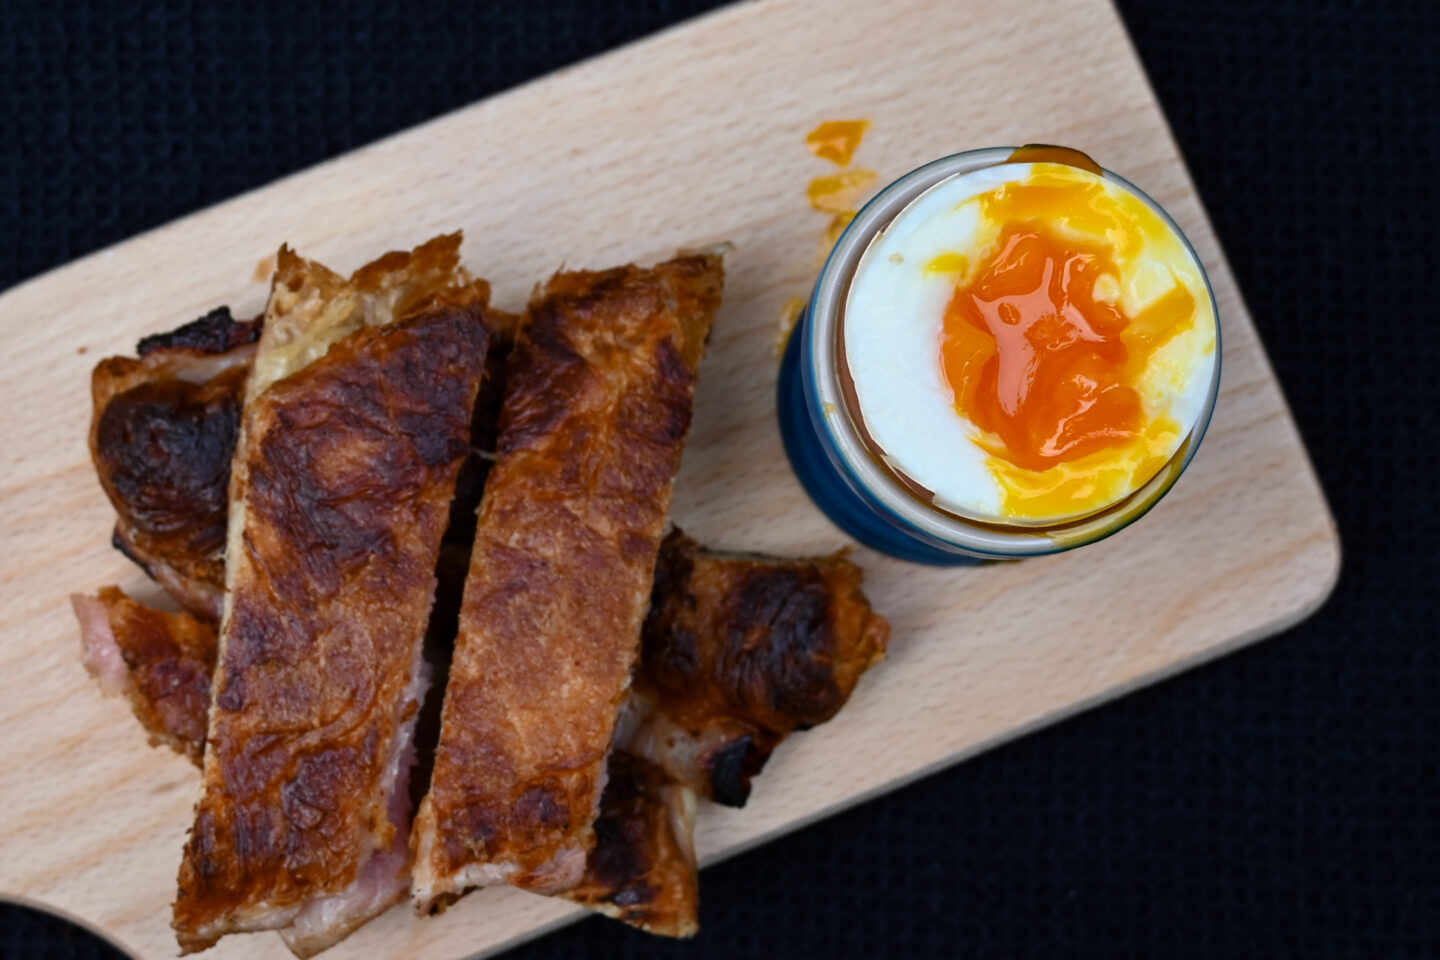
777 147 1222 563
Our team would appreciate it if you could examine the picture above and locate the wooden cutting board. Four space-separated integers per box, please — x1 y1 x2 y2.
0 0 1340 956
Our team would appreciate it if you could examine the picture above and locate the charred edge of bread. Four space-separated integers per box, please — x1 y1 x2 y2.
93 366 246 618
91 304 263 619
637 527 889 807
136 307 262 357
704 735 758 808
564 753 699 938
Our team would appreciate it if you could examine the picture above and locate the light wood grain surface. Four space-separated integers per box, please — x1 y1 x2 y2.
0 0 1339 957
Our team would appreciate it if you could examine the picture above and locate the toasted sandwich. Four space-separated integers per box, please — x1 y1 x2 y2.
172 236 491 956
410 254 724 907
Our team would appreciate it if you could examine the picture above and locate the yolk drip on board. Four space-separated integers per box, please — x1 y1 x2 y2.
805 120 878 251
935 169 1198 521
805 120 869 166
781 119 879 356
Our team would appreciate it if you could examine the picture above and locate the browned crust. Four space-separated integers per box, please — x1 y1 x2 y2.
562 752 698 937
173 301 490 952
90 301 517 626
634 529 890 807
136 306 262 357
412 254 724 904
79 588 217 764
89 342 253 621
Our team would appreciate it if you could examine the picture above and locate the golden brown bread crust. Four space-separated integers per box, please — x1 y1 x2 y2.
630 529 890 807
89 308 261 620
73 587 217 765
411 254 724 906
173 301 490 953
562 752 698 937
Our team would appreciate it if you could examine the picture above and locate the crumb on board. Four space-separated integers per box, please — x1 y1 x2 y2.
253 254 276 283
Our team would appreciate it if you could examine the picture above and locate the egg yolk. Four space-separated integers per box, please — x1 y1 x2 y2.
937 171 1197 520
942 225 1140 471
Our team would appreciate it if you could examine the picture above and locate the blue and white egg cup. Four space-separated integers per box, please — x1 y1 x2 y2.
776 148 1222 564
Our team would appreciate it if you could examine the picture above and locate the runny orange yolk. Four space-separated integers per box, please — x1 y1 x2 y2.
941 225 1139 472
936 172 1198 518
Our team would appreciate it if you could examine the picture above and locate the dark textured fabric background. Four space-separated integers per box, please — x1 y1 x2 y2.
2 0 1436 957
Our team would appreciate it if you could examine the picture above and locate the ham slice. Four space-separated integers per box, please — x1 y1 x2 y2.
72 587 216 764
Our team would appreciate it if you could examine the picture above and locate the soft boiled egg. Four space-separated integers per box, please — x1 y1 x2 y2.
841 159 1218 526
